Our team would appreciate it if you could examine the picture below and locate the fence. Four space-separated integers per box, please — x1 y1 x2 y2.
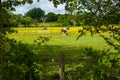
42 52 96 80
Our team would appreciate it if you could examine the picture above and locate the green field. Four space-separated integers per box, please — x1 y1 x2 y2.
8 27 115 79
9 27 108 48
38 22 62 27
19 22 62 27
8 27 111 59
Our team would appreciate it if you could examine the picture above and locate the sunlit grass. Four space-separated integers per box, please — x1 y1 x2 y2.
9 27 109 50
8 25 119 78
8 27 113 76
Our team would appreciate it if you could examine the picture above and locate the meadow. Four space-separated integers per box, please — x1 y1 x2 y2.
9 27 111 58
8 27 114 79
9 27 108 48
9 27 111 64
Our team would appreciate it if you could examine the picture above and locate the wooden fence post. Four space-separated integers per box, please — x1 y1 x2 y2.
59 52 65 80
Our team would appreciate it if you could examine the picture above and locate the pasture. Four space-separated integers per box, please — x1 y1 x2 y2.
9 27 107 47
8 27 114 79
8 27 111 59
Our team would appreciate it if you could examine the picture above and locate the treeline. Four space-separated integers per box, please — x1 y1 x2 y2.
9 7 120 27
9 7 60 27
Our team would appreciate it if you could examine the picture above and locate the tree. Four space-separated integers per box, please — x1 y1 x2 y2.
57 14 70 26
49 0 120 79
46 12 57 22
41 17 47 27
57 14 76 26
0 42 42 80
0 0 41 80
1 0 120 79
49 0 120 26
25 7 45 21
9 14 23 27
21 16 33 27
0 0 40 27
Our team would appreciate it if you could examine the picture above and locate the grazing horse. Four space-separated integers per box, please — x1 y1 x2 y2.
61 27 68 35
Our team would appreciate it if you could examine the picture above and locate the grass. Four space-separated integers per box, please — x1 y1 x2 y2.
19 22 62 27
8 27 114 78
38 22 62 27
9 27 108 48
8 27 111 59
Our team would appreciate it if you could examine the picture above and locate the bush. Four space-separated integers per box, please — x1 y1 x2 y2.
0 40 44 80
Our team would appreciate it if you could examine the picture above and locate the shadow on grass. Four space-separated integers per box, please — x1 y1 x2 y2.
30 43 118 80
32 44 89 79
33 44 89 61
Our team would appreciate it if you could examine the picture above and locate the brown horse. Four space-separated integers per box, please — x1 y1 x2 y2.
61 28 68 35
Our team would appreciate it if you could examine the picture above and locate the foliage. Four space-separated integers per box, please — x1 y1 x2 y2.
49 0 120 79
34 36 50 45
46 12 58 22
1 0 39 9
25 7 45 21
20 16 33 27
34 22 62 27
49 0 120 26
49 0 120 50
38 22 62 27
0 0 40 27
8 26 120 79
57 14 74 26
65 48 120 80
84 48 120 79
1 0 120 79
0 8 18 27
0 37 44 80
33 19 39 27
0 0 42 80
